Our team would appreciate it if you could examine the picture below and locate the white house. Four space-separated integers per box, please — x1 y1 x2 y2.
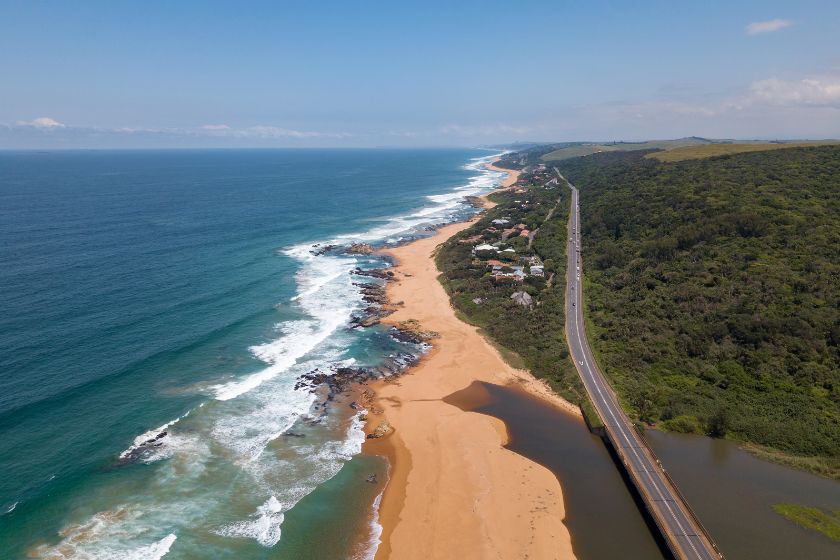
473 243 497 254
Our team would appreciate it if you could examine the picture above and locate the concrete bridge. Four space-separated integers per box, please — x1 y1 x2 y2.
559 170 724 560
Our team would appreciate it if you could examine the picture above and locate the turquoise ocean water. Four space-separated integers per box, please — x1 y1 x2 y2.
0 149 504 559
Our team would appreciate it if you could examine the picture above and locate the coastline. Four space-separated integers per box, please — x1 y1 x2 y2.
362 161 579 559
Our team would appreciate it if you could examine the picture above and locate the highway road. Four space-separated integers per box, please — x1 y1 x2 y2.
560 172 723 560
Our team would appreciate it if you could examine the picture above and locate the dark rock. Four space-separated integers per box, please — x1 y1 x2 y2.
351 267 393 280
310 244 338 256
464 195 485 208
295 366 373 396
367 422 392 439
346 243 376 255
389 319 440 344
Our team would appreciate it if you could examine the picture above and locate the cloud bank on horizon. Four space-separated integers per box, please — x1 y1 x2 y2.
7 70 838 148
0 1 837 148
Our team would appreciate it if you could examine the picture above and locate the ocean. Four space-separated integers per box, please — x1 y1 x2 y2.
0 148 504 559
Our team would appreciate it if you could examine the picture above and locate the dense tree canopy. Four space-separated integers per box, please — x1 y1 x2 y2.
556 147 840 463
440 146 840 476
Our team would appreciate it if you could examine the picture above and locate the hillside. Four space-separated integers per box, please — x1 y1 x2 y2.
555 146 840 476
647 141 840 162
539 137 717 162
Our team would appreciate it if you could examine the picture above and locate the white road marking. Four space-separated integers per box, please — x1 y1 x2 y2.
565 185 708 560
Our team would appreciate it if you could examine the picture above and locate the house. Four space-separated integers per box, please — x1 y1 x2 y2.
519 229 531 238
511 291 533 308
472 243 497 255
530 265 544 277
491 218 510 226
498 248 517 260
493 273 524 283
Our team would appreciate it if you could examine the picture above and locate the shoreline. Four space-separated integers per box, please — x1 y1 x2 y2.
361 160 579 559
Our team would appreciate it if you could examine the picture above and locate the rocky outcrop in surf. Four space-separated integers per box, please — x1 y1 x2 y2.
351 267 394 280
350 279 398 327
295 366 372 395
389 319 439 344
116 429 170 466
345 243 376 255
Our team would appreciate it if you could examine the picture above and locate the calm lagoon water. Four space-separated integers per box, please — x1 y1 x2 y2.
448 381 840 560
648 430 840 560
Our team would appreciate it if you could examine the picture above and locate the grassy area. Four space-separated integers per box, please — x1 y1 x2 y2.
647 141 840 162
772 503 840 542
555 146 840 476
540 137 717 162
746 444 840 481
541 144 622 161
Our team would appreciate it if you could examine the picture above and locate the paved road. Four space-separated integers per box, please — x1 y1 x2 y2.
561 173 723 560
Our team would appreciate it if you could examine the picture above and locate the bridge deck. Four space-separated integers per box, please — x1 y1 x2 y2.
559 170 724 560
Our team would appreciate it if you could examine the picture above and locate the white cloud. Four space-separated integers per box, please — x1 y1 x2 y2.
749 76 840 106
194 124 350 139
566 69 840 140
243 125 325 138
439 123 532 137
17 117 65 128
746 19 793 35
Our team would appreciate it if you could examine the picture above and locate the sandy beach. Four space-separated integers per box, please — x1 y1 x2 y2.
363 162 579 560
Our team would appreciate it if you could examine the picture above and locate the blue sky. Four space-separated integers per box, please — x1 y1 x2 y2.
1 0 839 147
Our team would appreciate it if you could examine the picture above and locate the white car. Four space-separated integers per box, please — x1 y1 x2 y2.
579 360 584 366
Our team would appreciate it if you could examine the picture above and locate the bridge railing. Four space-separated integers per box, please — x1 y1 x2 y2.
632 425 726 559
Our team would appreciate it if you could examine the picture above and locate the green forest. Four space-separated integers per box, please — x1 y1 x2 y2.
554 146 840 476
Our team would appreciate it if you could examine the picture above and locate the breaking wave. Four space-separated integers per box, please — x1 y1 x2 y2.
32 151 505 559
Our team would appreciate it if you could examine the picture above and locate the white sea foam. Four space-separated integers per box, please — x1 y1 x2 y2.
119 410 191 462
38 152 505 557
355 489 384 560
285 152 505 255
212 412 368 548
126 534 177 560
214 496 284 546
213 253 359 402
30 507 177 560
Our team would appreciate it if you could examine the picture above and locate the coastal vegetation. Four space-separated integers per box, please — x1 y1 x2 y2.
496 138 840 168
646 141 840 162
554 146 840 477
443 146 840 479
772 503 840 542
436 168 586 407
